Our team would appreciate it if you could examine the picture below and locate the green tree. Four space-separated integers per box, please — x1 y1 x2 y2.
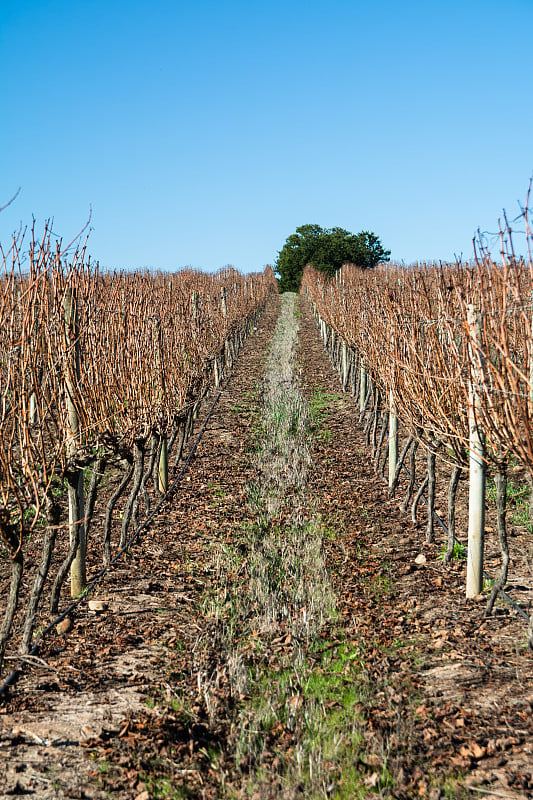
275 225 390 292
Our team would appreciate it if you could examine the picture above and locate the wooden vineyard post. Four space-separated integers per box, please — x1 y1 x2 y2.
63 287 86 598
158 435 168 493
466 303 485 598
341 341 348 391
359 358 367 415
388 386 398 489
29 392 37 424
319 317 325 344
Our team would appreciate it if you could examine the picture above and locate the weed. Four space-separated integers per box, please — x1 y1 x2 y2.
316 426 333 443
438 540 466 561
308 387 342 434
367 573 393 600
141 770 192 799
236 639 400 797
487 477 533 532
510 503 533 532
441 773 469 799
50 474 67 498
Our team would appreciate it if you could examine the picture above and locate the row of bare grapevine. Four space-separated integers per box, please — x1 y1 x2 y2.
0 222 277 678
302 207 533 647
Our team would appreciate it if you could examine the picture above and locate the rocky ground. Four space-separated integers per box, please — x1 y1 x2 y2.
0 292 532 800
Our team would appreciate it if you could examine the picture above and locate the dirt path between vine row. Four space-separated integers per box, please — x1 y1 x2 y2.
1 292 532 800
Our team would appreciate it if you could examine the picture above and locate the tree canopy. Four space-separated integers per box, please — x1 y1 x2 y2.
275 225 390 292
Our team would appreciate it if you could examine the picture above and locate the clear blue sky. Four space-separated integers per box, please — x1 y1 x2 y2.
1 0 532 272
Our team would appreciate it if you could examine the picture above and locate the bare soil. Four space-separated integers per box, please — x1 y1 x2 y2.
0 293 532 799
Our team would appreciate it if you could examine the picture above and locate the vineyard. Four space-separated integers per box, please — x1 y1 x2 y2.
0 223 277 683
0 215 532 799
303 213 533 645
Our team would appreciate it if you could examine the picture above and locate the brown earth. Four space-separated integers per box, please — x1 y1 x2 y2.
0 293 532 800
